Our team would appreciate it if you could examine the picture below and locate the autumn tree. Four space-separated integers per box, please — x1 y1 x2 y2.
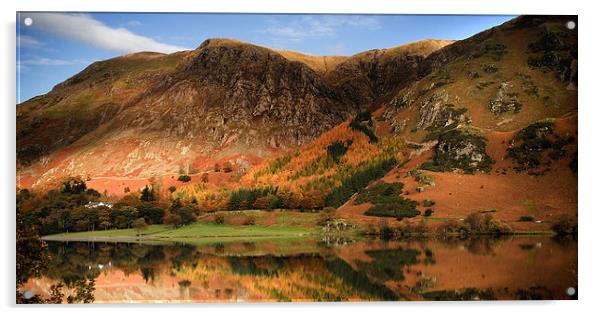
62 177 87 194
98 207 112 230
136 203 165 225
140 185 154 201
132 218 148 237
164 212 182 227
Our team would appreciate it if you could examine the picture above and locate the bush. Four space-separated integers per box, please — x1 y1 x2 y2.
349 111 378 143
163 212 182 227
466 212 512 235
364 202 420 220
132 218 148 236
326 140 351 163
424 209 433 217
487 219 512 235
356 182 405 205
140 185 154 201
177 175 191 182
168 186 177 193
378 220 394 240
410 169 436 186
431 129 494 173
519 215 535 222
175 206 197 225
136 203 165 225
437 219 470 236
61 177 88 194
507 122 553 171
527 29 575 83
213 213 225 225
418 161 445 172
422 199 435 207
551 215 577 236
466 212 492 232
318 207 337 226
356 182 421 220
507 122 573 173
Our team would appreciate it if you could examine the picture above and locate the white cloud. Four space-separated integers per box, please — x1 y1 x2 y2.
26 13 189 54
18 56 89 73
127 20 142 27
20 57 88 66
17 35 43 48
261 15 381 44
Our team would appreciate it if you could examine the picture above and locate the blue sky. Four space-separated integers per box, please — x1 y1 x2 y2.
16 13 515 103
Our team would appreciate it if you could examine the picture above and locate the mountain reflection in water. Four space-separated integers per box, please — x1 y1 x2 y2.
20 236 577 302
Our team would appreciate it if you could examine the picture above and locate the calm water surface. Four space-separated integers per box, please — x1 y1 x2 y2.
21 236 577 302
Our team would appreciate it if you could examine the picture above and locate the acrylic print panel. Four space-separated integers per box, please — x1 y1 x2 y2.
16 12 578 303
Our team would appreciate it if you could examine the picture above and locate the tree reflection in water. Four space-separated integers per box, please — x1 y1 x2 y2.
17 236 577 302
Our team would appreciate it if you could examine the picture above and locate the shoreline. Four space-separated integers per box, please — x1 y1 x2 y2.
41 229 559 244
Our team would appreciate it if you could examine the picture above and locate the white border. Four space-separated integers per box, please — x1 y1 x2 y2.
2 1 600 316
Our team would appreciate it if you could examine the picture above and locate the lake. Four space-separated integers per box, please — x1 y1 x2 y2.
20 236 577 302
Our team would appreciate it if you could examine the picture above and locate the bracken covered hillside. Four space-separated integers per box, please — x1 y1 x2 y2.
236 15 578 231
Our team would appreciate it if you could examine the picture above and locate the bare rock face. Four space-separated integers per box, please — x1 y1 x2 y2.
418 91 451 129
416 92 470 131
123 39 349 149
488 82 522 115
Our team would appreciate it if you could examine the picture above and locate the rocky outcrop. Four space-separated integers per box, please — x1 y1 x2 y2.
488 82 522 115
417 92 470 130
433 129 494 173
112 39 351 151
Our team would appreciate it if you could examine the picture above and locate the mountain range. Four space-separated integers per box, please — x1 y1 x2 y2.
16 15 577 231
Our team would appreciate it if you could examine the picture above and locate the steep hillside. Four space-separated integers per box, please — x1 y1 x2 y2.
17 51 193 167
325 40 454 109
346 15 578 231
17 38 446 192
235 15 578 232
16 15 577 233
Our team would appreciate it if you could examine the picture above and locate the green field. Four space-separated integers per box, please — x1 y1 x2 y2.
42 210 325 243
44 222 317 240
